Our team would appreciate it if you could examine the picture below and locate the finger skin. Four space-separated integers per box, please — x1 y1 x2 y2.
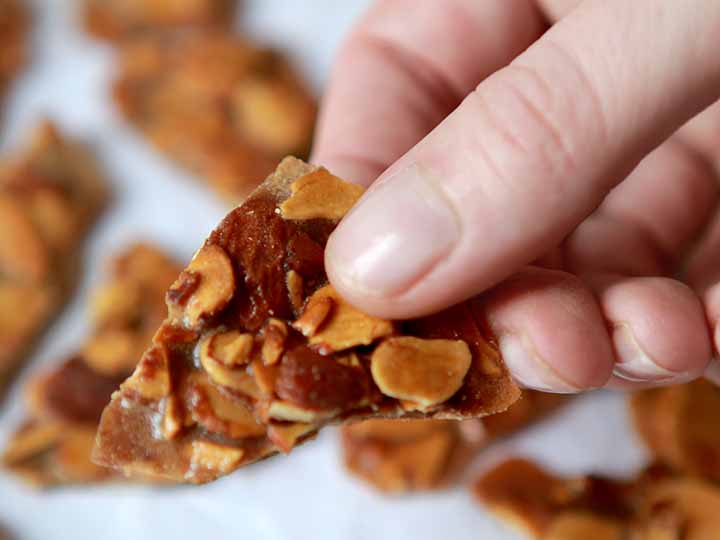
312 0 545 185
587 274 711 386
326 0 720 319
483 267 614 392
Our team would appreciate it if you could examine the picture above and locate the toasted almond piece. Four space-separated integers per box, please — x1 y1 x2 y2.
292 294 332 337
122 345 171 400
296 285 393 353
90 279 142 327
233 79 315 154
371 337 471 408
279 169 365 221
27 187 78 252
286 269 304 312
198 340 261 398
267 422 316 454
168 244 234 329
189 440 244 475
0 283 52 343
545 513 623 540
200 330 254 367
267 400 334 423
83 329 138 376
0 193 49 283
251 358 277 396
162 396 183 439
188 376 266 439
1 422 62 465
261 318 287 365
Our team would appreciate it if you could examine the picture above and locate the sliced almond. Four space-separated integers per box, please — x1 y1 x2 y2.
261 318 287 366
286 269 304 312
187 374 265 439
267 422 316 454
1 422 62 465
279 169 364 221
168 244 235 329
189 440 244 475
122 345 171 400
200 330 253 367
90 279 141 328
370 337 471 408
291 294 332 337
162 396 184 439
267 400 333 423
0 193 49 283
295 285 393 353
198 349 261 398
83 329 138 376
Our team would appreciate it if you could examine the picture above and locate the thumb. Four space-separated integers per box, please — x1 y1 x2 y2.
326 0 720 318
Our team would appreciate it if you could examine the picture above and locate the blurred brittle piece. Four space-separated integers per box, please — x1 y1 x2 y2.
83 0 236 41
474 458 720 539
1 244 179 486
0 121 108 389
0 0 27 104
342 391 566 493
631 379 720 483
114 32 316 202
94 157 520 484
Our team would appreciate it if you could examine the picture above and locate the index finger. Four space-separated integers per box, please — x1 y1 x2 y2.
311 0 546 186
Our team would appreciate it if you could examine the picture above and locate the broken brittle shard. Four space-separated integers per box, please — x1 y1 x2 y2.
0 121 108 390
630 379 720 483
474 458 720 540
341 391 567 493
113 32 316 202
93 157 521 483
83 0 236 41
1 244 180 486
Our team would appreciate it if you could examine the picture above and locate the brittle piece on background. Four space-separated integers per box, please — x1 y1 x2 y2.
630 379 720 483
114 33 316 202
1 244 180 486
83 0 236 41
0 0 27 105
341 419 485 494
342 391 567 493
94 157 520 484
0 121 108 390
474 458 720 540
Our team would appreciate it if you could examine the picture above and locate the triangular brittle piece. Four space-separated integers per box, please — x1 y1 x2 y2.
94 157 520 483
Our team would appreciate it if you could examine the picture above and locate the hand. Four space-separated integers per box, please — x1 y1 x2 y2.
312 0 720 392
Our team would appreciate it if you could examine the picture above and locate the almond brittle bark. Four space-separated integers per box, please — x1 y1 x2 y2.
630 379 720 483
83 0 235 41
0 0 27 106
1 244 179 486
0 121 108 390
94 157 520 483
341 391 566 493
114 33 316 202
474 459 720 540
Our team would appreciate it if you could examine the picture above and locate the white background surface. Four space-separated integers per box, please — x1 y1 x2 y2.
0 1 648 538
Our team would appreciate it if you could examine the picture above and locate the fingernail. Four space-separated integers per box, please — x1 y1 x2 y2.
326 164 460 296
612 324 686 382
498 333 580 393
